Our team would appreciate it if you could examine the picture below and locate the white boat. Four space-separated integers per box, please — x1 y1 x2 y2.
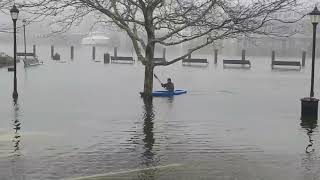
81 32 110 45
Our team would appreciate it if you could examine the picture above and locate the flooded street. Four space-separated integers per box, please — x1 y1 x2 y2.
0 44 319 179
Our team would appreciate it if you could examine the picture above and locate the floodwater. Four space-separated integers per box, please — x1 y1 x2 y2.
0 43 320 180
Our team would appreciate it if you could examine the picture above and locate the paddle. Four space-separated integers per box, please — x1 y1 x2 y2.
154 74 163 84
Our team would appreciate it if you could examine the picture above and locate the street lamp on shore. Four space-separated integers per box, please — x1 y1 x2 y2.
10 4 19 100
301 6 320 120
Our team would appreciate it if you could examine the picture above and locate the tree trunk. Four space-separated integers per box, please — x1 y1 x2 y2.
141 7 155 99
143 63 154 95
142 40 155 99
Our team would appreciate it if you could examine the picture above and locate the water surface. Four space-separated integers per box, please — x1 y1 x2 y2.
0 44 319 179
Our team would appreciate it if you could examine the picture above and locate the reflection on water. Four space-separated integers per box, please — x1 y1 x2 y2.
12 100 22 155
300 118 317 153
142 99 155 166
300 118 318 180
139 99 156 179
10 99 25 180
167 97 174 104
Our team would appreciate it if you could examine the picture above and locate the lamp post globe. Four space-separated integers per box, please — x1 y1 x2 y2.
309 6 320 24
10 4 19 21
10 4 19 100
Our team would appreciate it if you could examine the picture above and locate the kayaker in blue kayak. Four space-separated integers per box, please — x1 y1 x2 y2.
161 78 174 92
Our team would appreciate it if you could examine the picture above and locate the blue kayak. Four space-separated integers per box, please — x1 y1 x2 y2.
152 89 187 97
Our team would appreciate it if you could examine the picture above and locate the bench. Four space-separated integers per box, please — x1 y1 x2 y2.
153 58 166 64
272 61 301 69
182 58 208 63
17 52 35 57
182 58 208 67
7 67 14 71
153 57 165 62
111 56 134 61
181 49 208 66
223 60 251 67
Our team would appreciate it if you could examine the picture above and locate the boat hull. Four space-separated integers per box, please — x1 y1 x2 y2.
152 89 187 97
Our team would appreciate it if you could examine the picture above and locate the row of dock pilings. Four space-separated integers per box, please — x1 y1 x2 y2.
48 45 219 63
49 46 125 62
49 45 115 62
47 45 307 66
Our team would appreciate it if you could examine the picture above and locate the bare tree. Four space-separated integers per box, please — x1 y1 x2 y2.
0 0 18 32
22 0 302 98
0 0 13 11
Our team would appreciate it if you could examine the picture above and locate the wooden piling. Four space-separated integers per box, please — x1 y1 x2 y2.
241 49 246 61
271 50 275 67
214 49 218 64
71 46 74 60
33 45 36 56
51 45 54 59
104 53 110 64
272 50 275 62
114 47 118 57
188 49 191 59
92 46 96 60
162 48 166 59
302 51 306 67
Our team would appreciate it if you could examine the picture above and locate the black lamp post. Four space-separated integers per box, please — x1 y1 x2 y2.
22 19 26 62
10 4 19 100
301 6 320 120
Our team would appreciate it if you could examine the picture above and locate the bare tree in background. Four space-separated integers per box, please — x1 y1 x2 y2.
22 0 302 98
0 0 15 12
0 0 18 32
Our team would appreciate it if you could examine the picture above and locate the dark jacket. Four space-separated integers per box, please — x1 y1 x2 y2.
161 82 174 92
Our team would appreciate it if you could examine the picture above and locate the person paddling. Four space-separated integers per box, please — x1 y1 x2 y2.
161 78 174 92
